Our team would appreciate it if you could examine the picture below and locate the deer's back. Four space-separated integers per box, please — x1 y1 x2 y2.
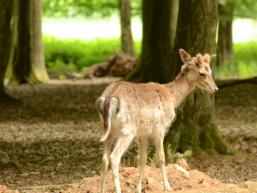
99 81 175 136
101 81 173 108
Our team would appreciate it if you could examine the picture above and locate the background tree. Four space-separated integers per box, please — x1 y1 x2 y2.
217 0 257 67
164 0 230 154
13 0 48 83
129 0 179 82
217 0 234 67
0 0 16 99
119 0 134 56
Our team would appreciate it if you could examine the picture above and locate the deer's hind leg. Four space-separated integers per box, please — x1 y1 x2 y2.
100 136 114 193
110 133 135 193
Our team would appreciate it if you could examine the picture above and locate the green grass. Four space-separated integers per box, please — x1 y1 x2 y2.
44 37 257 79
44 37 141 72
215 42 257 79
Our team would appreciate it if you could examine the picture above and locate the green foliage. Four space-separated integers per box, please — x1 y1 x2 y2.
44 37 141 72
233 0 257 19
215 42 257 79
44 37 119 72
218 0 257 19
43 0 141 18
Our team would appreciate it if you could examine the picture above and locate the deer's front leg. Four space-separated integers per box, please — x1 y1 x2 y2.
110 134 135 193
136 136 148 193
154 135 172 191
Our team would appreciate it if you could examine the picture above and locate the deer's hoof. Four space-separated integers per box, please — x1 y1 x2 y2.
135 185 142 193
164 183 173 192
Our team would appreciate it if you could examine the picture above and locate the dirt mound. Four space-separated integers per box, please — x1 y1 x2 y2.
60 164 256 193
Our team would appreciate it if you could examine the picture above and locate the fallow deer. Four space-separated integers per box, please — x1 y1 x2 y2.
96 49 218 193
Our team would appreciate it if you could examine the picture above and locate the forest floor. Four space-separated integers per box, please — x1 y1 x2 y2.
0 78 257 193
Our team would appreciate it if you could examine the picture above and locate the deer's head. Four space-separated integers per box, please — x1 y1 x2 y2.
179 49 218 93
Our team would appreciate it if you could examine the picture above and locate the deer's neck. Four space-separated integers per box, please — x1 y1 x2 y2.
165 73 195 108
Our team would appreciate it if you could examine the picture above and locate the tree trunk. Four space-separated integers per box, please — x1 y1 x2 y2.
119 0 134 56
217 1 234 67
13 0 48 83
30 0 48 82
0 0 15 97
4 0 18 84
165 0 231 155
128 0 179 83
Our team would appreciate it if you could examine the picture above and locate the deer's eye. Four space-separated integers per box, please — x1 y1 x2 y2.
199 71 206 78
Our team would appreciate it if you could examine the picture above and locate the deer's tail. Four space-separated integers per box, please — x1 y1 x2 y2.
96 96 119 142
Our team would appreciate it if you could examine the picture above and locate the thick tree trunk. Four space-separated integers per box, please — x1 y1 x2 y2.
14 0 31 83
13 0 48 83
30 0 48 82
4 0 18 84
129 0 179 83
217 1 234 67
165 0 231 155
0 0 15 97
119 0 134 56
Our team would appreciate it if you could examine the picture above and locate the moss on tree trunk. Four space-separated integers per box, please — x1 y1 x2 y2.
165 91 230 155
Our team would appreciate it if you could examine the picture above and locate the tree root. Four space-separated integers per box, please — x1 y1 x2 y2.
0 91 21 106
217 77 257 89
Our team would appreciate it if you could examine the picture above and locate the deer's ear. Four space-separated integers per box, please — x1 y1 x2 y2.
179 49 191 63
203 54 211 63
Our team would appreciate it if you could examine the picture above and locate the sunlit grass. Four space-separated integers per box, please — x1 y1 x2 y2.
44 37 141 72
215 42 257 79
44 37 119 72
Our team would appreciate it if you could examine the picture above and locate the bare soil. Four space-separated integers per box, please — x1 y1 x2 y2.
0 78 257 193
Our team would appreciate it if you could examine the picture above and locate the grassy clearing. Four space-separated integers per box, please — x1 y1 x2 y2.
44 37 257 79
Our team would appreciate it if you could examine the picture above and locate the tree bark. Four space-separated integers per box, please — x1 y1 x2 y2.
217 1 234 67
128 0 179 83
119 0 134 56
165 0 231 155
13 0 48 83
0 0 15 97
